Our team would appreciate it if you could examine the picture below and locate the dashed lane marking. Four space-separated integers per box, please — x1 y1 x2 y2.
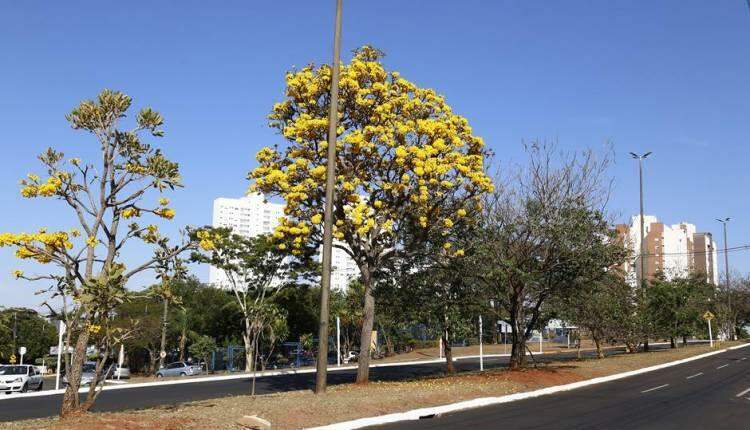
641 384 669 394
717 364 729 369
736 388 750 398
686 372 703 379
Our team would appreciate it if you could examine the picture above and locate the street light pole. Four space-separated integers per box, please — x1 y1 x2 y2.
716 217 733 339
630 151 651 351
315 0 343 395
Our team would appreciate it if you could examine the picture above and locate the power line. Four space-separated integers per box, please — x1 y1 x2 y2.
635 244 750 258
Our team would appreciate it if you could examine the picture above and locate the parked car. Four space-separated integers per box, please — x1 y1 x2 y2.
109 365 130 379
156 361 201 378
0 365 44 394
62 362 106 387
342 351 358 364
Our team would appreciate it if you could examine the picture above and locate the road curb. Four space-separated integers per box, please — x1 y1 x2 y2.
308 342 750 430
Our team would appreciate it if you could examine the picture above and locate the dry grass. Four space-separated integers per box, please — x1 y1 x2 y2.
3 341 743 430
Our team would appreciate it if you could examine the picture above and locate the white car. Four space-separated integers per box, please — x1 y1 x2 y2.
0 365 44 394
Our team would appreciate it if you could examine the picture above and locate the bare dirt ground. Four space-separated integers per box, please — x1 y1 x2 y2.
4 341 741 430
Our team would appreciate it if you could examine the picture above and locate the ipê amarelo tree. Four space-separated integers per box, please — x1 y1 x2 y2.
249 46 493 383
0 90 197 416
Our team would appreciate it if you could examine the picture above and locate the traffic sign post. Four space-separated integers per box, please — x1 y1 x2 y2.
19 346 26 365
9 354 16 365
703 311 715 348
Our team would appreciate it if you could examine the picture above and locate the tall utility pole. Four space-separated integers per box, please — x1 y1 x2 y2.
716 217 732 339
630 151 651 351
315 0 343 395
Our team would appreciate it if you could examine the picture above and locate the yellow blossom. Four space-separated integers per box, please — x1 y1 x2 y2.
155 208 176 220
121 207 140 219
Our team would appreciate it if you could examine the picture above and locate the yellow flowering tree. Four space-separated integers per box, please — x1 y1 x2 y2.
0 90 197 416
250 47 493 382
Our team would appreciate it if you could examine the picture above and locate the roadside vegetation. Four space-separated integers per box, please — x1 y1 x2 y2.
1 45 749 420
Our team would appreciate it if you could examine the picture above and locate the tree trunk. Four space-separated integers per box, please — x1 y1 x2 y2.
356 269 376 383
492 315 499 344
158 297 169 369
509 299 526 370
593 334 604 359
682 335 688 346
442 330 455 374
178 323 187 362
60 328 90 417
242 320 253 373
670 337 676 349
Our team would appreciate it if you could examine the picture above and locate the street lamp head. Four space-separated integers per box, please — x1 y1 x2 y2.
716 217 731 223
630 151 652 159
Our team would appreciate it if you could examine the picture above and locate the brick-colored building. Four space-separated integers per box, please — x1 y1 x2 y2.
617 215 719 286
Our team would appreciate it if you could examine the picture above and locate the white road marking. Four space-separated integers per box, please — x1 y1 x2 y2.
741 357 747 361
641 384 669 393
736 387 750 398
686 372 703 379
717 364 729 369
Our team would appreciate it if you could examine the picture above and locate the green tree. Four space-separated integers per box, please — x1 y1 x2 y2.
191 229 304 373
557 271 634 358
189 335 217 373
0 90 197 415
471 143 618 369
646 274 714 347
0 308 57 364
113 294 163 374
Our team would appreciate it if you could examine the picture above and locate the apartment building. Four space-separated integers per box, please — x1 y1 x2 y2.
209 194 358 291
617 215 719 285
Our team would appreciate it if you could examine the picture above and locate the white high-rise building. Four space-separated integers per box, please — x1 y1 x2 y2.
209 194 358 291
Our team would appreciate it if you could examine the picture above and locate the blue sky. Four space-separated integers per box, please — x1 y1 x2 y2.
1 1 749 309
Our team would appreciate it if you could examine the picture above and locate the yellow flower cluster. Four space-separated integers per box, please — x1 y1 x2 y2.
88 324 102 334
249 46 492 256
86 236 99 248
155 208 175 219
271 218 311 255
122 207 140 219
0 230 74 263
141 225 160 244
196 229 220 251
19 174 64 198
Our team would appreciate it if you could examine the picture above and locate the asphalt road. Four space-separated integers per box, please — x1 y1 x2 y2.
374 345 750 430
0 342 697 422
